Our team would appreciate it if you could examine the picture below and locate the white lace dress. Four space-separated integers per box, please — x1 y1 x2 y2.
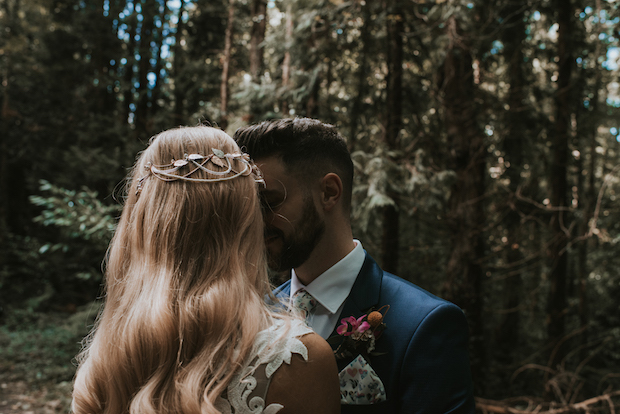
214 319 312 414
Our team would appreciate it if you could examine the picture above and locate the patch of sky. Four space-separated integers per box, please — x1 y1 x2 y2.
583 99 590 108
533 11 541 21
121 57 128 65
104 0 110 16
610 127 618 136
539 43 546 50
604 47 619 70
147 72 157 87
467 3 474 8
161 44 170 59
599 33 607 40
607 97 620 107
491 40 504 55
585 6 593 14
268 0 276 8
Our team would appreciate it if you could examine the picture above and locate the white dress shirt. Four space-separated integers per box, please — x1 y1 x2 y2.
289 239 365 339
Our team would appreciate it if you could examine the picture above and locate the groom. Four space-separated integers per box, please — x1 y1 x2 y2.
234 118 475 414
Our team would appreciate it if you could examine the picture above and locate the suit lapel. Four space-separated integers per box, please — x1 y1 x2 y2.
328 252 383 338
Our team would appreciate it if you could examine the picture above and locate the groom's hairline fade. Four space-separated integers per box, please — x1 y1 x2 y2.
233 117 354 213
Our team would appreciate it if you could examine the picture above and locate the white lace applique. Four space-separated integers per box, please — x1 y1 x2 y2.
215 319 312 414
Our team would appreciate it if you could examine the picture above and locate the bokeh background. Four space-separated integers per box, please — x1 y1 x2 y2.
1 0 619 412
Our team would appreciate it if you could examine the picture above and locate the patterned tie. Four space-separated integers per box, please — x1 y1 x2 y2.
291 289 317 325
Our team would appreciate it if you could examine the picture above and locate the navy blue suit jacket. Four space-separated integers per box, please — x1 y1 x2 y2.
274 253 475 414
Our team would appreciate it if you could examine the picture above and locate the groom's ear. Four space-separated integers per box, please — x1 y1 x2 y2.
319 173 342 212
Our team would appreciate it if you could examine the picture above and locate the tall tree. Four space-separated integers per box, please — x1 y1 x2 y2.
495 0 528 368
249 0 266 82
220 0 235 130
172 0 186 123
348 0 373 153
440 12 485 382
135 0 157 136
382 0 404 274
546 0 573 357
280 1 293 115
574 0 604 352
122 8 139 125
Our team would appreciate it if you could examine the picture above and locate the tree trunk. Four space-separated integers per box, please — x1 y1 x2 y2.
280 2 293 115
172 0 186 123
546 0 573 358
123 11 138 125
495 0 526 369
575 0 602 355
220 0 235 130
0 61 10 242
348 0 372 153
135 0 156 136
381 0 403 275
305 68 321 118
440 15 485 384
247 0 267 121
152 0 170 110
249 0 266 82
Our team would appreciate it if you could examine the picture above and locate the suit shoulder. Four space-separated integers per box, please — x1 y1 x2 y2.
380 272 462 314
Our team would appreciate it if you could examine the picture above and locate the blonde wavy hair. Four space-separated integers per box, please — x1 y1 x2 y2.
72 126 283 414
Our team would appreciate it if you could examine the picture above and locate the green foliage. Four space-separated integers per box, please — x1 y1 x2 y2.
29 180 119 249
0 180 118 309
0 305 99 384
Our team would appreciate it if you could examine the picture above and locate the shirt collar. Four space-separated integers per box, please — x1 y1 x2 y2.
290 240 365 314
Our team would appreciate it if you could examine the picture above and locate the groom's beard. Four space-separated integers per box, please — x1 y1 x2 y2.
264 199 325 272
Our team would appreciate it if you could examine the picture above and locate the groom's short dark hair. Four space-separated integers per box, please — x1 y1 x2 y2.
233 117 354 212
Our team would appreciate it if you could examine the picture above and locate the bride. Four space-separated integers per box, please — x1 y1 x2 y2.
71 125 340 414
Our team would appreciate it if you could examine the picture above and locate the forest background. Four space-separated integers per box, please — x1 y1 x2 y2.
1 0 619 412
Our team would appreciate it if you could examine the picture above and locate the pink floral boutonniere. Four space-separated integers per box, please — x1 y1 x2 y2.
328 305 389 360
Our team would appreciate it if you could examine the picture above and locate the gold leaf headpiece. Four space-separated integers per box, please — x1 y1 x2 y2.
136 149 264 195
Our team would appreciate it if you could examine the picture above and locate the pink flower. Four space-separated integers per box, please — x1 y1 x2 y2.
337 315 371 336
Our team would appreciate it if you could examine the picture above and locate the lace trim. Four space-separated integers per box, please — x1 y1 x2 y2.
215 319 312 413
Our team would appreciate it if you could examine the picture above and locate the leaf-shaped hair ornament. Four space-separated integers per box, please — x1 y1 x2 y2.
135 149 264 195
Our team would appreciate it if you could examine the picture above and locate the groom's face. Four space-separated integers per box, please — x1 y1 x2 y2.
256 156 326 272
